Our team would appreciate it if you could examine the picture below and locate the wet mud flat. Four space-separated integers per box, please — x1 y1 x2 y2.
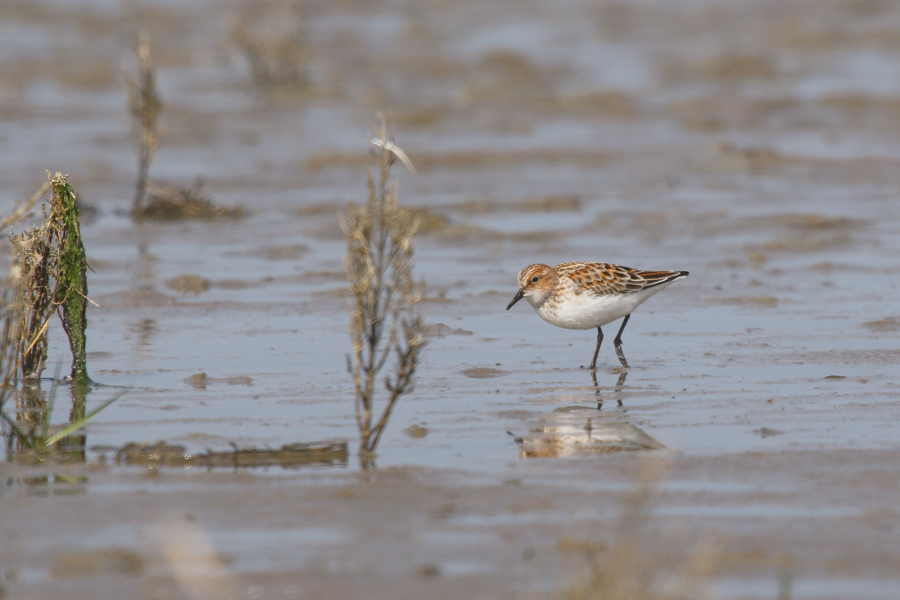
3 0 900 598
4 450 900 600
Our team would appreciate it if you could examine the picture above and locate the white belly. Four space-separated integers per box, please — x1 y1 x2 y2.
532 283 675 330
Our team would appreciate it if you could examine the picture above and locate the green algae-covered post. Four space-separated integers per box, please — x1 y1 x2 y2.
48 173 90 384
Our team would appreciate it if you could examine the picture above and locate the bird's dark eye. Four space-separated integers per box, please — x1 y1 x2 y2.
531 276 539 283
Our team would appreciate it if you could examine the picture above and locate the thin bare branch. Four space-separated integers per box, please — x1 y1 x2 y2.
344 115 425 463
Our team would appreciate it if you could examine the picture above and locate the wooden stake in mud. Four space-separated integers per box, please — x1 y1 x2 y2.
48 173 90 384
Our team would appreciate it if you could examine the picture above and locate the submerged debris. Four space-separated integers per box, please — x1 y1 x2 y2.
135 180 244 221
115 440 348 469
423 323 473 338
167 274 211 295
862 316 900 332
753 427 785 438
461 367 509 379
449 194 582 214
403 424 429 438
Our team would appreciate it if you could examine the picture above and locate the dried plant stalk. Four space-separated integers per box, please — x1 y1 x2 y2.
343 117 424 463
11 231 51 379
128 31 162 213
227 4 309 88
6 182 53 381
0 252 28 391
2 183 48 397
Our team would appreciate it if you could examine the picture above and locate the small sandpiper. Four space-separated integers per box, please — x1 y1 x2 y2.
506 261 689 369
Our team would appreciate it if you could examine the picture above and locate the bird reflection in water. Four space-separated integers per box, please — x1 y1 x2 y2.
513 371 663 458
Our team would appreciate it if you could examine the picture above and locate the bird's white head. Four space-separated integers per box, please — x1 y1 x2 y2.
507 264 557 310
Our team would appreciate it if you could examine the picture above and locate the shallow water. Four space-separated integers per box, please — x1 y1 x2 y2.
3 0 900 598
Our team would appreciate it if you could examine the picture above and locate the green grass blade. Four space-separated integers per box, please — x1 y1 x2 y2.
42 390 125 449
0 410 36 450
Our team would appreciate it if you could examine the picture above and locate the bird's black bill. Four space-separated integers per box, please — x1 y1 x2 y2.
506 289 525 310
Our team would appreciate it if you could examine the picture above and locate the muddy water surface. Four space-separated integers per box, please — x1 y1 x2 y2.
2 0 900 598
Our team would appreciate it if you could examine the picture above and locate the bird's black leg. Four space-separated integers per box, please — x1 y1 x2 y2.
589 326 604 370
613 314 631 368
590 369 602 409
